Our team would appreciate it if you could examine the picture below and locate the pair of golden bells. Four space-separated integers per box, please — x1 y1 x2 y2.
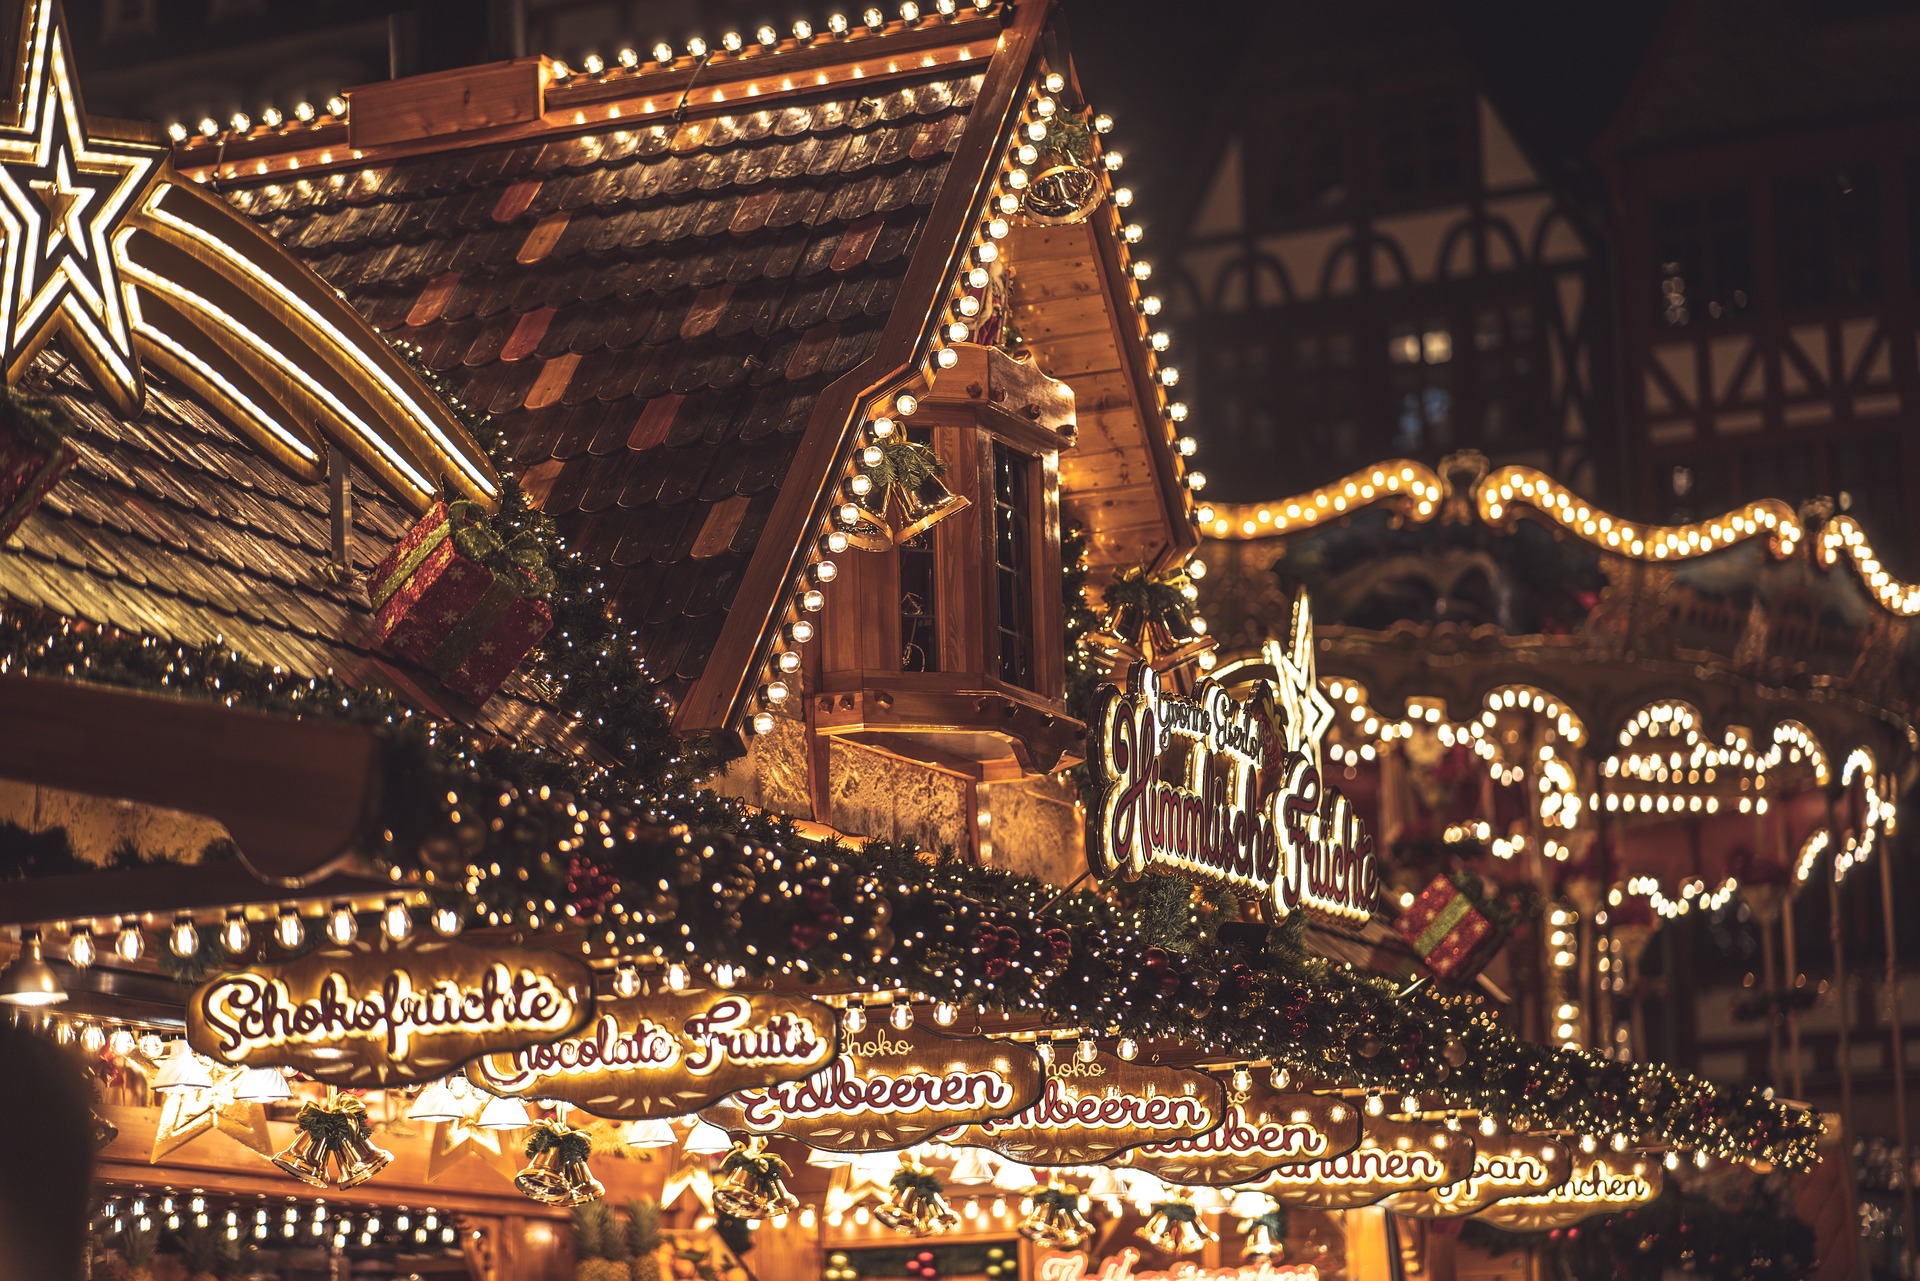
272 1097 393 1189
713 1137 800 1220
875 1160 959 1237
839 438 970 551
1141 1198 1219 1257
1017 1181 1094 1249
515 1120 605 1206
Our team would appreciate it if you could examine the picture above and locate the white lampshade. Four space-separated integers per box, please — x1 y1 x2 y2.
624 1118 679 1148
475 1093 532 1130
1085 1166 1128 1199
151 1041 214 1094
992 1155 1037 1191
1119 1169 1167 1208
1186 1186 1229 1213
1228 1190 1276 1220
407 1077 467 1122
683 1119 735 1156
232 1066 291 1103
948 1147 1001 1184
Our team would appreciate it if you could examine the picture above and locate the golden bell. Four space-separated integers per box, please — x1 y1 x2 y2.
840 506 895 552
1242 1221 1283 1261
513 1147 568 1204
893 474 969 544
555 1160 607 1206
712 1162 799 1219
270 1130 331 1188
1018 1187 1093 1249
333 1127 395 1189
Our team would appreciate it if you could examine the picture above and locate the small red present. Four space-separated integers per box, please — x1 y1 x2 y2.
1394 874 1495 980
0 390 77 541
368 499 553 705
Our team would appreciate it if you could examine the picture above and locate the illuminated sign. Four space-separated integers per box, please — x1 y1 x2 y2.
1089 596 1377 928
1257 1119 1472 1209
946 1049 1226 1165
1123 1081 1360 1186
701 1024 1042 1151
1386 1133 1573 1218
0 0 500 512
468 984 836 1119
1040 1249 1319 1281
1471 1157 1661 1231
187 936 592 1089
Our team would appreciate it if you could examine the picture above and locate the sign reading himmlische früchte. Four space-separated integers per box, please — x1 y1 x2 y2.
701 1023 1044 1151
468 985 837 1119
1089 595 1378 928
187 936 594 1089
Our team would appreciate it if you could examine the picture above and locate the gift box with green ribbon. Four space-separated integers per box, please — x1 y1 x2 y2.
0 389 77 542
369 499 553 705
1394 872 1495 980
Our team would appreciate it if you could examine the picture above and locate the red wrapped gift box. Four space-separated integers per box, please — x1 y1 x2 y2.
1394 874 1495 980
0 404 76 541
369 501 552 705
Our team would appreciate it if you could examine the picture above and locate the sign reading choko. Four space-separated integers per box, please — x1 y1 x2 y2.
1090 594 1377 928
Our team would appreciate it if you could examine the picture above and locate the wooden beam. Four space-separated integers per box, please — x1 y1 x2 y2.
0 674 384 886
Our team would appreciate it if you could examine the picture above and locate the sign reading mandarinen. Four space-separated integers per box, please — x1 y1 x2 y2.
469 983 836 1119
187 936 593 1089
1090 595 1377 928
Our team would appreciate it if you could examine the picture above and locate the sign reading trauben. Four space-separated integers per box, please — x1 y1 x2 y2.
188 936 594 1090
1089 596 1377 928
702 1023 1043 1151
469 984 836 1119
1123 1082 1361 1186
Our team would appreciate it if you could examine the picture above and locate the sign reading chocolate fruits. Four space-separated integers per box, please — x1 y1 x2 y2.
467 984 836 1118
1470 1157 1661 1231
1386 1133 1574 1218
1122 1082 1361 1186
946 1048 1227 1165
1089 596 1378 929
1258 1119 1473 1209
701 1024 1043 1151
187 936 593 1089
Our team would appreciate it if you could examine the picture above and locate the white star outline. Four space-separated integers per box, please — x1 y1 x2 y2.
0 0 160 405
1263 592 1335 775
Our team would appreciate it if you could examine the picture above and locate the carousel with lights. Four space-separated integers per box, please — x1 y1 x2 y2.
0 1 1827 1280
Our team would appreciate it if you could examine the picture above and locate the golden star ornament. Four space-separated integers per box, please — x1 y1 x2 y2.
149 1067 275 1163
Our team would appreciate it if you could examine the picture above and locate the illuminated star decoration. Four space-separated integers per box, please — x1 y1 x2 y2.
0 0 159 407
425 1118 519 1184
1262 592 1335 774
149 1066 275 1162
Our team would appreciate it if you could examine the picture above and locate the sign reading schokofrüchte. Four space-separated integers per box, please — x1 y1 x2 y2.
468 984 836 1119
1089 595 1378 929
700 1023 1044 1151
187 936 594 1089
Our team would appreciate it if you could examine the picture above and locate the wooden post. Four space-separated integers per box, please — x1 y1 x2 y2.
1776 813 1806 1098
1876 836 1916 1279
1824 792 1857 1164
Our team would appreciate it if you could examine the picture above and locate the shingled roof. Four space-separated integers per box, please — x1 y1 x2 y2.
216 24 1010 733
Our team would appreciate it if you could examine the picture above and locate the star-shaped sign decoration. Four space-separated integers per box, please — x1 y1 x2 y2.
1263 592 1336 775
149 1066 276 1163
0 0 159 407
425 1117 519 1184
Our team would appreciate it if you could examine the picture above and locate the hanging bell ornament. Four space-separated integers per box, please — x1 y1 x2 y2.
1142 1198 1218 1257
894 472 970 544
516 1121 602 1205
867 439 969 545
270 1127 332 1188
876 1160 960 1237
327 1096 392 1189
1239 1205 1288 1262
713 1137 800 1220
1017 1181 1094 1249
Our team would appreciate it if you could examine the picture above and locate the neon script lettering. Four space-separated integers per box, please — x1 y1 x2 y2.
735 1057 1015 1130
976 1078 1212 1136
197 964 576 1062
1135 1105 1329 1161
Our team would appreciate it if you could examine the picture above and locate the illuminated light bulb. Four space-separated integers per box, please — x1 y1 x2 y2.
583 53 605 73
382 899 412 942
1034 1041 1054 1065
721 31 742 52
269 909 303 951
787 619 816 644
1664 1151 1680 1170
1006 169 1028 190
870 415 896 438
1104 151 1124 170
848 474 873 497
757 26 779 45
613 965 641 998
1016 143 1038 165
108 1027 135 1056
935 347 959 368
293 101 315 122
900 0 921 18
974 242 998 264
666 963 690 991
997 193 1019 214
1131 261 1152 281
431 904 462 937
987 217 1010 239
229 113 250 133
811 559 837 583
220 913 249 955
653 42 675 63
326 904 357 946
1169 402 1189 422
1025 121 1046 142
1159 366 1180 387
1479 1115 1498 1137
714 964 739 989
1270 1067 1289 1089
1141 295 1162 316
618 47 640 67
686 36 708 57
799 19 820 39
1185 472 1206 491
1124 224 1144 243
864 7 885 27
167 122 187 142
1231 1067 1252 1092
169 916 199 958
751 710 777 735
933 1002 957 1026
197 117 218 137
890 1001 914 1030
80 1024 106 1053
777 650 802 674
325 96 347 116
1116 1037 1138 1061
801 589 825 612
67 929 95 970
842 1002 868 1033
862 444 885 466
1076 1037 1097 1063
763 680 791 707
967 266 989 288
1365 1094 1385 1117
